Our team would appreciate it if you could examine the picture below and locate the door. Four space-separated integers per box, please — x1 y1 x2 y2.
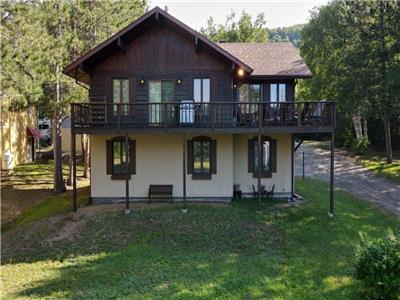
149 80 174 125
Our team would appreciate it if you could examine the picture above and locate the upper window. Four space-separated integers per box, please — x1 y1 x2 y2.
113 79 129 115
270 83 286 102
107 137 135 180
193 78 210 103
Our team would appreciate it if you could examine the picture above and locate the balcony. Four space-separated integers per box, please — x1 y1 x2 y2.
71 101 336 134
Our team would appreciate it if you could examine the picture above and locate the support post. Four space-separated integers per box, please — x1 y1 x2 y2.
182 134 187 213
302 151 305 180
72 131 77 212
125 134 130 214
329 133 335 217
291 134 294 201
257 133 262 212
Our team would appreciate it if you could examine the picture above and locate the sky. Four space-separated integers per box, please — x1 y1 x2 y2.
149 0 328 30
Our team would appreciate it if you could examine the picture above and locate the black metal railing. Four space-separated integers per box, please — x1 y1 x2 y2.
71 101 336 130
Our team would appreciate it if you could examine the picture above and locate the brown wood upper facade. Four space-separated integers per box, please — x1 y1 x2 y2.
66 7 335 134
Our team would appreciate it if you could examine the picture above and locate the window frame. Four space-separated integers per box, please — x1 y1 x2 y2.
192 136 212 179
112 78 130 116
107 136 135 180
193 78 211 103
249 136 274 178
269 83 286 102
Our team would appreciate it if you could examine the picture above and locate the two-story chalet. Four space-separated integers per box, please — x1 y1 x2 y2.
64 7 335 213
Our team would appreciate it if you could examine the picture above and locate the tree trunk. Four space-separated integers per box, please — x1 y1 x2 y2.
379 2 392 164
383 112 393 163
53 64 64 194
82 134 90 178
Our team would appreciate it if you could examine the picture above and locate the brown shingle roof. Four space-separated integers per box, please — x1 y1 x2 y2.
217 42 312 78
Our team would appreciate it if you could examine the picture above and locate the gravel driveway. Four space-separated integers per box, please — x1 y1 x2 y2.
295 144 400 217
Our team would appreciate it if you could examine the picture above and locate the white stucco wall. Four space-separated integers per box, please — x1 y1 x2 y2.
90 134 233 199
233 133 292 196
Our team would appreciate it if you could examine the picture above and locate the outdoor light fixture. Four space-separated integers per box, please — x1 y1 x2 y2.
139 78 145 86
233 84 237 88
176 79 182 85
237 68 244 76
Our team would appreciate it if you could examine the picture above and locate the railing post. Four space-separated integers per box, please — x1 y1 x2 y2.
163 103 167 131
117 104 121 133
104 102 108 128
71 104 75 128
297 102 302 129
258 102 262 129
212 104 215 131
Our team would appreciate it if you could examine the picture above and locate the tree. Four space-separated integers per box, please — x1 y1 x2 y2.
1 0 148 193
201 11 268 43
299 1 400 159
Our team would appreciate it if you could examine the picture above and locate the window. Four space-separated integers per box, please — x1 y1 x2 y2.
113 79 129 115
238 84 261 113
193 78 210 103
193 139 211 176
106 137 136 179
248 136 277 178
187 136 217 179
270 83 286 102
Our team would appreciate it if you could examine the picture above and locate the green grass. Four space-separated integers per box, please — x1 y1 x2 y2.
2 179 399 299
1 187 89 233
360 157 400 184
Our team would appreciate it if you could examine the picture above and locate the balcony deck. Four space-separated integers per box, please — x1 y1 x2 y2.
71 101 336 135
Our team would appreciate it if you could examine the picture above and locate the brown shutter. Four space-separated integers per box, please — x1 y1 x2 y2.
248 139 254 172
106 140 112 174
271 139 277 172
211 139 217 174
129 140 136 174
187 140 193 174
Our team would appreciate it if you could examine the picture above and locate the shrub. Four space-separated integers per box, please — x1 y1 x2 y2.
355 230 400 299
350 137 369 155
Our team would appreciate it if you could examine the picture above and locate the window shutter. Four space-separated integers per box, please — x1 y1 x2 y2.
271 139 277 172
129 140 136 174
187 140 193 174
211 139 217 174
106 140 112 174
248 139 254 172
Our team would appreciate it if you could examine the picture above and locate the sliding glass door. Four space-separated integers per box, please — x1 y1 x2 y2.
149 80 174 125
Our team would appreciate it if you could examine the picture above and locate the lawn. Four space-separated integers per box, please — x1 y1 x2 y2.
1 162 89 228
360 157 400 184
1 179 399 299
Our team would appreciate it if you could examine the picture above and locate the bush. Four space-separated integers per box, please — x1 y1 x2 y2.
350 137 369 155
355 230 400 299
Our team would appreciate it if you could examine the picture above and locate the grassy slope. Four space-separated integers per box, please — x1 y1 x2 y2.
360 158 400 184
2 179 399 299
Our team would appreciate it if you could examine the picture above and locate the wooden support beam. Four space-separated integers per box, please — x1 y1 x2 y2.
294 139 304 152
329 133 335 217
125 134 130 213
72 131 77 212
117 37 127 53
257 133 262 212
182 134 187 212
291 134 294 200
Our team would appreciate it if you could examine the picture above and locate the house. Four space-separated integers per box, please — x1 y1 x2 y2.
64 7 335 213
0 103 39 171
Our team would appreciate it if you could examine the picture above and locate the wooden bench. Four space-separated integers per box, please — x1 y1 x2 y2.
148 184 173 203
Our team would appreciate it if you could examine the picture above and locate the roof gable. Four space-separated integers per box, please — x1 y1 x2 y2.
63 7 252 84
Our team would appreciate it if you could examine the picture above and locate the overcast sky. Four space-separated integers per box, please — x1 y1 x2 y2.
149 0 328 30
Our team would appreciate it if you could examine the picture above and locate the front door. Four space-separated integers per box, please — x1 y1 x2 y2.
149 80 174 125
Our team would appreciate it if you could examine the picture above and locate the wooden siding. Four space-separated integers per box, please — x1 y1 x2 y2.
90 25 234 103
